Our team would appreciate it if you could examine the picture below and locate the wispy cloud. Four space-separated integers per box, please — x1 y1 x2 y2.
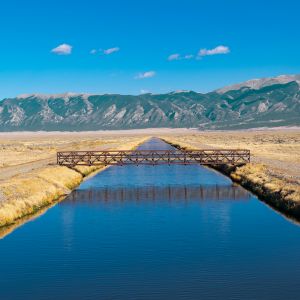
168 53 180 61
51 43 72 55
168 46 230 61
184 54 194 59
103 47 120 55
198 45 230 57
135 71 156 79
168 53 194 61
140 89 150 94
90 47 120 56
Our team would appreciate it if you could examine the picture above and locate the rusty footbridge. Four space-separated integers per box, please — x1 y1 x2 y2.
57 149 250 167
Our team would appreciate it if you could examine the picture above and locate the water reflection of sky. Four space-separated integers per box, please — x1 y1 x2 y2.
80 138 232 189
79 164 232 189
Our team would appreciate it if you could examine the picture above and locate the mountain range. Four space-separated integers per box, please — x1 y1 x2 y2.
0 74 299 131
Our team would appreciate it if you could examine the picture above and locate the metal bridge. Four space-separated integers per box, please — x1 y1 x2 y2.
57 149 250 167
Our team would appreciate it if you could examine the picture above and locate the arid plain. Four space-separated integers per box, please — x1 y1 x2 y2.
0 131 151 228
162 129 300 185
162 128 300 219
0 128 299 231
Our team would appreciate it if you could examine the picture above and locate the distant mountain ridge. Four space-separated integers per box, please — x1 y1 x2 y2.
0 75 299 131
216 74 300 94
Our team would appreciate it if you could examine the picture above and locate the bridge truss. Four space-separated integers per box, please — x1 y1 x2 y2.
57 149 250 167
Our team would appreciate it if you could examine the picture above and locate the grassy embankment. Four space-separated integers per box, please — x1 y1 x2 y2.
161 130 300 219
0 134 148 228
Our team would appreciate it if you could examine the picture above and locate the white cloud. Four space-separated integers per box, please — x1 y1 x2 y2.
51 43 72 55
136 71 156 79
140 89 150 94
168 53 194 61
103 47 120 55
199 45 230 56
90 49 97 54
184 54 194 59
167 46 229 61
168 53 180 61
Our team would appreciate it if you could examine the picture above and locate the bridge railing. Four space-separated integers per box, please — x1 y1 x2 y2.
57 149 250 166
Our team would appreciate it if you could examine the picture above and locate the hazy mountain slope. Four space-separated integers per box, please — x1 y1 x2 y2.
0 80 299 131
0 91 210 130
206 81 300 129
216 74 300 94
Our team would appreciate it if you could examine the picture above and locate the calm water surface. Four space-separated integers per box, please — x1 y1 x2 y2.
1 138 300 299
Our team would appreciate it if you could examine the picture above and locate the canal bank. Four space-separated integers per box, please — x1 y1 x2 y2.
0 137 148 228
162 138 300 220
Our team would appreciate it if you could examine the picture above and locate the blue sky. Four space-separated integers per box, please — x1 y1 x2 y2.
0 0 299 98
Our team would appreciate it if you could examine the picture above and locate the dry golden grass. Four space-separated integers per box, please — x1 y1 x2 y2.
161 130 300 183
0 201 58 239
0 132 150 168
161 129 300 217
0 166 82 227
0 133 148 228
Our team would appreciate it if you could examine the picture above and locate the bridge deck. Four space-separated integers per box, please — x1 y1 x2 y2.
57 149 250 166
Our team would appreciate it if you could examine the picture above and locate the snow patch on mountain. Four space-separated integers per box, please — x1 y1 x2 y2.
9 106 25 125
104 105 117 118
257 102 268 113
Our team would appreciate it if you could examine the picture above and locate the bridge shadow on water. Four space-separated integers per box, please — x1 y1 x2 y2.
61 184 250 205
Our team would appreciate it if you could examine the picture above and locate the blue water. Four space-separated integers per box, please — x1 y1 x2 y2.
1 138 300 299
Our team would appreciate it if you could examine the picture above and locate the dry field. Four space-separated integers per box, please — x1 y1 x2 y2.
161 129 300 217
0 131 151 170
161 129 300 184
0 132 149 228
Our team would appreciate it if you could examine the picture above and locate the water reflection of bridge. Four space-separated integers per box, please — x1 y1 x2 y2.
62 185 250 204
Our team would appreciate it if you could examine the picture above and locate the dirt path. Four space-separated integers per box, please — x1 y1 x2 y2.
0 142 120 181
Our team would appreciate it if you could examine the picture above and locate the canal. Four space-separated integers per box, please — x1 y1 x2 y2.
1 138 300 299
